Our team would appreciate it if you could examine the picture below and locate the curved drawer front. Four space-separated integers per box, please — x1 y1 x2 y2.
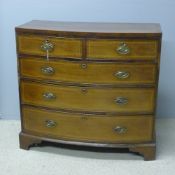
17 35 82 58
21 82 155 113
22 107 153 143
87 39 158 60
20 58 156 85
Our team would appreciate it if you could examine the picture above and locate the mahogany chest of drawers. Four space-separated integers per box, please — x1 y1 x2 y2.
16 20 162 160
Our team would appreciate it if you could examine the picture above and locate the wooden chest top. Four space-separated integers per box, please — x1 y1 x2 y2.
16 20 162 37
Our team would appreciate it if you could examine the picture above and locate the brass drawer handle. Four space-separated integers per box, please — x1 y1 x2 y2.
45 120 57 128
41 40 54 61
115 97 128 105
41 40 54 52
115 71 130 79
43 92 56 100
41 66 55 75
116 42 130 55
114 126 127 134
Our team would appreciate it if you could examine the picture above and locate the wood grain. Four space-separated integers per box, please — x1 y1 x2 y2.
22 106 154 143
87 39 158 60
17 35 83 58
21 81 155 113
19 58 157 85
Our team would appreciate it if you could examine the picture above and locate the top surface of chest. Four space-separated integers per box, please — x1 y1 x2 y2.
16 20 161 37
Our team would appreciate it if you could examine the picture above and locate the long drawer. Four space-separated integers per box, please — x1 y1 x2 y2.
22 106 154 143
87 39 158 60
20 58 156 85
21 81 155 113
17 35 83 58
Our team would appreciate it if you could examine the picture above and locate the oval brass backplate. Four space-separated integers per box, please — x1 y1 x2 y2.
114 126 127 134
45 120 57 128
116 42 130 55
115 71 130 79
41 66 55 75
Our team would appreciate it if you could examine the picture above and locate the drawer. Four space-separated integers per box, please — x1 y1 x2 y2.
87 39 158 60
21 81 155 113
20 58 156 85
22 106 154 143
17 35 82 58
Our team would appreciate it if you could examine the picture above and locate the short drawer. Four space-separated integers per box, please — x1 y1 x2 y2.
21 81 155 113
17 35 83 58
87 39 158 60
20 58 156 85
22 106 154 143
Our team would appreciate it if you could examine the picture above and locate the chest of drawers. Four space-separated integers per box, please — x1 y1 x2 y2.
16 20 162 160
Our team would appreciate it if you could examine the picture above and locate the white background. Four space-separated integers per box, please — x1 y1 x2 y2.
0 0 175 119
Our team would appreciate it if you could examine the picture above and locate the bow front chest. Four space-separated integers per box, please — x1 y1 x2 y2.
16 20 162 160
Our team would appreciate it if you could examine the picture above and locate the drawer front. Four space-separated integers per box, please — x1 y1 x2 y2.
87 39 158 60
22 107 154 143
20 58 156 85
21 82 155 113
17 35 82 58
